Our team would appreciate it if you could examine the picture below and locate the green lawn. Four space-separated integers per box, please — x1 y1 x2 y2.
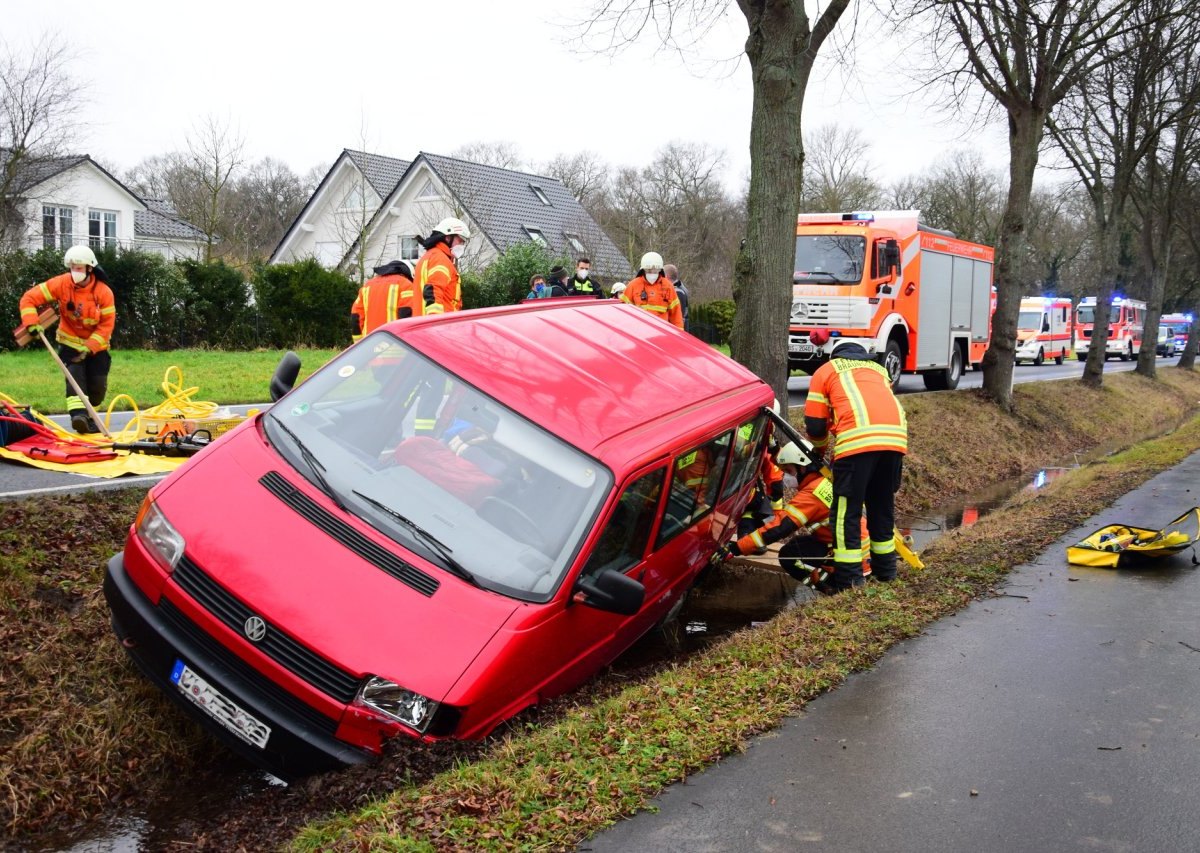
0 348 339 414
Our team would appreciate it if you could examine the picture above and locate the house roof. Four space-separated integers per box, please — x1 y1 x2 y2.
0 150 144 210
344 150 411 199
135 197 206 242
419 153 632 281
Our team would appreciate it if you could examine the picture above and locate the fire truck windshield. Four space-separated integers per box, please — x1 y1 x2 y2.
794 235 865 284
1077 307 1095 324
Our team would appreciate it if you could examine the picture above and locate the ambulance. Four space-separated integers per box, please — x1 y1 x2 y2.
1160 312 1192 356
788 211 995 391
1075 296 1145 361
1015 296 1073 365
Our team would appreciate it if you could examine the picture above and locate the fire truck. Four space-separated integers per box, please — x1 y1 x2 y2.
788 211 995 390
1160 312 1193 356
1074 297 1145 361
1015 296 1073 365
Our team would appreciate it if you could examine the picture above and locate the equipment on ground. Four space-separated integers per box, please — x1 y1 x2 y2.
1067 508 1200 568
0 399 116 463
112 430 213 457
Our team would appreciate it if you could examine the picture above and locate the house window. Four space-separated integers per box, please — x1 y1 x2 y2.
530 185 551 206
42 205 73 249
566 234 586 254
340 185 367 212
88 210 118 249
524 227 548 247
417 179 439 201
400 236 421 262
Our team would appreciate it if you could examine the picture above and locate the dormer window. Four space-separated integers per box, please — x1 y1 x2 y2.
531 185 551 206
524 227 548 247
566 234 586 254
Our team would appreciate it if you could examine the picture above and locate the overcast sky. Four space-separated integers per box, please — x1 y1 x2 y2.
7 0 1015 192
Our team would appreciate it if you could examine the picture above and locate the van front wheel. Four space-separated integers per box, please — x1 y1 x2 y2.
1033 347 1044 366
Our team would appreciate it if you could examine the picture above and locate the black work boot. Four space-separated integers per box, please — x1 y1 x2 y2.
870 555 898 582
69 410 90 434
827 561 866 594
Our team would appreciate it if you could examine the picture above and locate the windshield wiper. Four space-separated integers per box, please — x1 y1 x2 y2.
268 415 346 511
794 270 841 282
351 490 481 587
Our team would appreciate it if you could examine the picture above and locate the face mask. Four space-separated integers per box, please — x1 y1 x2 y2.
782 473 799 491
451 243 465 259
535 283 545 292
577 269 589 280
645 272 659 283
70 270 87 284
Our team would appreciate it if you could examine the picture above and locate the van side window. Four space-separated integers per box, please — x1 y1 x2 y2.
658 432 733 547
720 415 767 503
579 468 666 578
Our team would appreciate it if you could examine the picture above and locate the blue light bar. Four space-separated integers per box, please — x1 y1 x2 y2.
843 212 874 221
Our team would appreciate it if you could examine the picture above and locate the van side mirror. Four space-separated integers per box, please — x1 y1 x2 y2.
270 351 302 402
574 568 645 616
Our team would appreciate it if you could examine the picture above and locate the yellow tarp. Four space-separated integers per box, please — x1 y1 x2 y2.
0 445 186 478
1066 507 1200 568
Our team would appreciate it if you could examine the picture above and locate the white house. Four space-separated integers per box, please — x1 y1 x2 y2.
271 150 632 284
1 150 206 260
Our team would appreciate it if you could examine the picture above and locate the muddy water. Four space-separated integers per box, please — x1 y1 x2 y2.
39 455 1102 851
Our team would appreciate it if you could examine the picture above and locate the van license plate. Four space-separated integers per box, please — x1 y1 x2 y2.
789 342 815 355
171 659 271 749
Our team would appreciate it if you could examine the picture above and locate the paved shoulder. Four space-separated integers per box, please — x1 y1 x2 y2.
583 449 1200 853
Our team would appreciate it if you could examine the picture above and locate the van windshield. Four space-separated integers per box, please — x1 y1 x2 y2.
264 334 613 603
1017 311 1043 330
794 235 865 284
1077 307 1095 324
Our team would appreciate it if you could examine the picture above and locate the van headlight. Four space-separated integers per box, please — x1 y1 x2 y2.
135 500 185 572
358 677 438 732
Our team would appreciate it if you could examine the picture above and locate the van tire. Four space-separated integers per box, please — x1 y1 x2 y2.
879 339 904 389
1033 347 1044 366
1055 353 1064 365
922 345 963 391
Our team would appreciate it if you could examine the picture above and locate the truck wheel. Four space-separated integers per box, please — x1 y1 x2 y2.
1118 345 1129 361
880 339 903 389
1033 347 1044 366
1054 353 1064 365
922 345 962 391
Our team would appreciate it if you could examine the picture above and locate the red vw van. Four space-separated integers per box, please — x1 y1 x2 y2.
104 300 775 778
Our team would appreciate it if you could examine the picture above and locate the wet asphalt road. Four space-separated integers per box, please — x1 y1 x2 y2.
582 448 1200 853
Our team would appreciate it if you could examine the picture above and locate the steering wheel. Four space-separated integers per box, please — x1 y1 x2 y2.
479 496 549 552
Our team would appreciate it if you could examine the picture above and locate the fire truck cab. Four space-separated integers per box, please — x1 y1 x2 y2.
1015 296 1073 366
788 211 995 391
1075 297 1145 361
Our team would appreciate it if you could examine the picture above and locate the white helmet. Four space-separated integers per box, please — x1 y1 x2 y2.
434 217 471 240
639 251 663 271
611 282 626 295
777 441 817 470
63 245 98 268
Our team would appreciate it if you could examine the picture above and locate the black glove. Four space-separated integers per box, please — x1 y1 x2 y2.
720 542 741 561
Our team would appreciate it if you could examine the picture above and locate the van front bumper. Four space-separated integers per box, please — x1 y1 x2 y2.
104 552 374 780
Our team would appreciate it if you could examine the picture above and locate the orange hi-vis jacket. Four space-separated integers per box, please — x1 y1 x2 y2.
737 471 867 555
804 356 908 459
414 242 460 315
351 272 421 341
620 274 684 329
19 272 116 354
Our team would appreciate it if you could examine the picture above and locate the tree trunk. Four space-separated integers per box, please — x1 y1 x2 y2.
1135 252 1169 379
729 4 809 407
1081 269 1114 389
1178 301 1199 371
981 108 1044 410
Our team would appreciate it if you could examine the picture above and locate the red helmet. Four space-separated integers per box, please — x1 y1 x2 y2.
809 328 831 347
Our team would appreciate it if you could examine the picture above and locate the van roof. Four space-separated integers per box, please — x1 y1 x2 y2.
391 299 770 458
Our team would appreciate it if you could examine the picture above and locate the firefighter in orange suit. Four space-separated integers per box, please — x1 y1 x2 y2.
620 251 684 329
19 245 116 433
414 217 471 316
724 441 869 589
804 329 908 592
351 260 420 342
410 217 471 435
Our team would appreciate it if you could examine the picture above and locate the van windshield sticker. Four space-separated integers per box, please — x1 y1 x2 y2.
338 365 356 378
291 403 310 417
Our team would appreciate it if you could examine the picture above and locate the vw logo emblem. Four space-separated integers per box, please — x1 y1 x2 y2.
244 616 267 642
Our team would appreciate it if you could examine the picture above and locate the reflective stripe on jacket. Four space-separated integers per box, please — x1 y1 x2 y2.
351 273 421 340
414 242 461 314
804 357 908 459
620 275 684 329
19 272 116 354
737 471 867 553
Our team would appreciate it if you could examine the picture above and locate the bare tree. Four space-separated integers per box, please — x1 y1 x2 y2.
181 115 245 263
582 0 852 404
450 141 525 170
897 0 1138 408
0 34 81 249
223 157 310 265
544 150 610 210
800 125 882 212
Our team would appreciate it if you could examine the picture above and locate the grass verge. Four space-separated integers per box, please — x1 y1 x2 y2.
0 348 338 414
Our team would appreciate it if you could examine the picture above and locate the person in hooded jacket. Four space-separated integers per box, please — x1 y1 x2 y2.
350 260 419 342
19 245 116 433
414 217 471 315
620 251 683 329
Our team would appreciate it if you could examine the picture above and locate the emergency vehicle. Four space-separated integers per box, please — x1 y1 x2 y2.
1075 297 1145 361
788 211 995 391
104 300 778 778
1015 296 1073 365
1161 312 1192 356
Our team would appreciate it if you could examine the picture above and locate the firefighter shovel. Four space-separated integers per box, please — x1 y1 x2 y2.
31 327 111 439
